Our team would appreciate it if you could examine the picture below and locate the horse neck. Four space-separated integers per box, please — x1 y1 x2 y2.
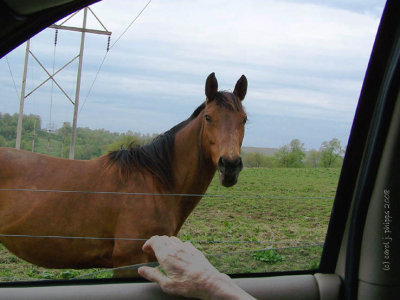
170 112 216 226
173 112 215 194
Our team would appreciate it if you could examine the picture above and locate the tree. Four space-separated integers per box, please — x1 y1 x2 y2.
274 144 290 167
107 135 142 152
287 139 306 167
243 152 274 168
22 114 41 132
0 135 6 147
57 122 72 139
320 138 343 167
0 113 17 140
305 149 321 168
274 139 306 168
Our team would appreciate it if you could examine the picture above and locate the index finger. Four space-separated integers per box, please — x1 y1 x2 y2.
142 235 172 255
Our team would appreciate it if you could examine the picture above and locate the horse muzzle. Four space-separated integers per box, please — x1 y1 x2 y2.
217 156 243 187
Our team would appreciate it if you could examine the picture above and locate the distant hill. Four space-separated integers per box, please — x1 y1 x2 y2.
242 146 278 156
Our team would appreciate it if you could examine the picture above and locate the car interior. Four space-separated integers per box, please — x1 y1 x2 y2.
0 0 399 299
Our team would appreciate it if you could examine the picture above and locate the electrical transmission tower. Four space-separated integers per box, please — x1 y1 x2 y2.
16 6 111 159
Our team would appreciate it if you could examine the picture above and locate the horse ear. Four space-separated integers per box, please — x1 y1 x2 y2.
205 72 218 102
233 75 247 101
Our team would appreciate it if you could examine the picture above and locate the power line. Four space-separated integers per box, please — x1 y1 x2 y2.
4 56 19 101
109 0 152 51
79 0 152 114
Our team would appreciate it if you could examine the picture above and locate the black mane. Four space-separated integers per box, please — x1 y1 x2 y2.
106 92 241 187
106 102 205 187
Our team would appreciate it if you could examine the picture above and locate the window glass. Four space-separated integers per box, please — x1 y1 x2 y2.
0 0 385 281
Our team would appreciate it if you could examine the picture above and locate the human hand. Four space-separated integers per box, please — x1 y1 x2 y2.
138 235 255 300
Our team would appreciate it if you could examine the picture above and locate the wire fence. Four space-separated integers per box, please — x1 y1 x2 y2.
0 187 332 200
0 181 330 282
0 223 325 280
0 233 322 246
0 242 324 282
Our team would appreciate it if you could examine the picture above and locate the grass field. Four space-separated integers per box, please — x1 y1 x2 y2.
0 168 340 282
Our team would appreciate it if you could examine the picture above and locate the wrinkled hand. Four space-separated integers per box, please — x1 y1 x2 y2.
138 236 255 300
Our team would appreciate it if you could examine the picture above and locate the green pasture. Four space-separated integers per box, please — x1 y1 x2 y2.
0 168 340 282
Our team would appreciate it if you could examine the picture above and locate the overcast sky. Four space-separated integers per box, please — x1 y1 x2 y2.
0 0 386 149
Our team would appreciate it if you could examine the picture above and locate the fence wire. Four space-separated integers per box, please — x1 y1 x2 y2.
0 242 324 282
0 188 332 200
0 186 329 282
0 233 321 246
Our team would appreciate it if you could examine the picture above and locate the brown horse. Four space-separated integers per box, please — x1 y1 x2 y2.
0 73 247 273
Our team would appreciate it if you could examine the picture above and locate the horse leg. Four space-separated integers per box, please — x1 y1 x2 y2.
111 239 157 278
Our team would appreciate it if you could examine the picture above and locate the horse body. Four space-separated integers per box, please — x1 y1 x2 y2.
1 149 128 268
0 73 247 269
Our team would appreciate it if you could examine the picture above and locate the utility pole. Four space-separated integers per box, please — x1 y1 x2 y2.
50 7 111 160
15 6 111 158
68 7 87 159
15 39 30 149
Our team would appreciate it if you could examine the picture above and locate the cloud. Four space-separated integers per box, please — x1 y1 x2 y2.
0 0 385 149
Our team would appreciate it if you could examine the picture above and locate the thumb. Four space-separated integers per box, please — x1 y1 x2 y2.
138 266 170 286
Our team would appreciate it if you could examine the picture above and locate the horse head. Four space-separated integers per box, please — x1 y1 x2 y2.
202 72 248 187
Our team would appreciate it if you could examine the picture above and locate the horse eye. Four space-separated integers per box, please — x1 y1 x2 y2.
243 116 248 124
205 114 211 122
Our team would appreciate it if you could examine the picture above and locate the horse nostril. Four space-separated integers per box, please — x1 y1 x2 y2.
218 157 226 171
235 156 243 170
233 157 243 172
218 156 243 173
233 157 242 167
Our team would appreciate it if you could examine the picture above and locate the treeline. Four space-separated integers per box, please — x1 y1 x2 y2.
1 113 344 167
243 138 344 168
0 113 156 160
